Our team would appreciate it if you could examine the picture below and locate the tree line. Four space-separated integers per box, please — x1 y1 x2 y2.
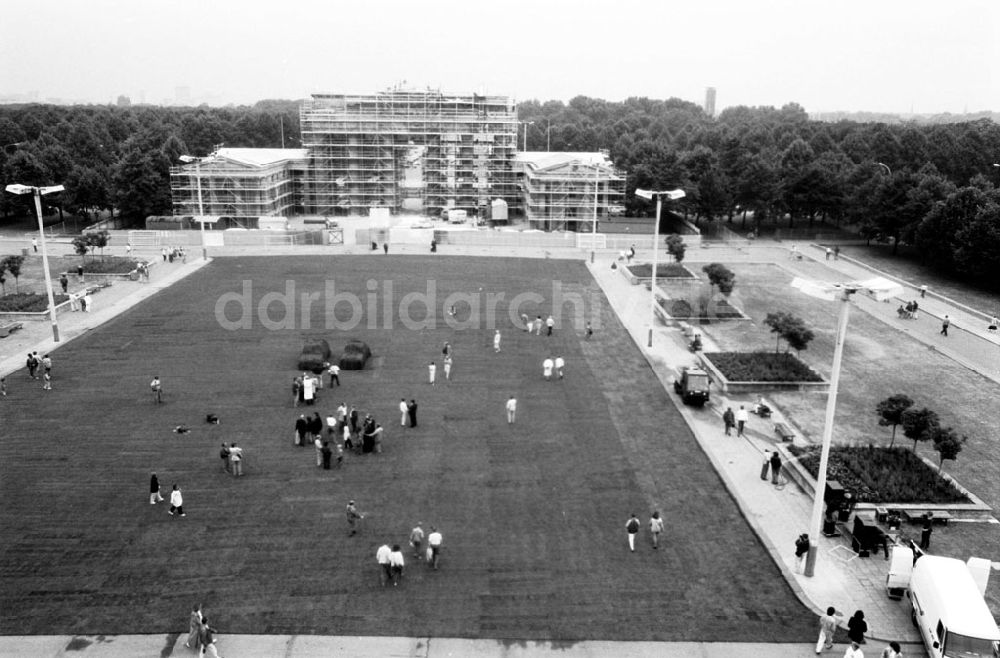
1 96 998 284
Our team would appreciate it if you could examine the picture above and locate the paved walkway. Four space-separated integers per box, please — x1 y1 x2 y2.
0 239 939 657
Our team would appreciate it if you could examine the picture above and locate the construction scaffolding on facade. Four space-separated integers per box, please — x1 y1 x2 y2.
170 148 308 220
299 87 519 218
517 152 627 231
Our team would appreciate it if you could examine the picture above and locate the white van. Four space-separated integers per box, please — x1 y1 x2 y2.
908 555 1000 657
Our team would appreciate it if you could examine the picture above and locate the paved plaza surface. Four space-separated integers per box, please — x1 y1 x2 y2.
5 236 995 656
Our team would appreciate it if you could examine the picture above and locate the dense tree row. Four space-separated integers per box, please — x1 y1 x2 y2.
1 97 998 283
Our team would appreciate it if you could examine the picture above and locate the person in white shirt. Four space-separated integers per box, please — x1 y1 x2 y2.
842 641 863 658
399 399 408 426
443 354 453 381
542 357 554 380
493 329 501 352
328 362 340 387
376 543 392 587
649 511 664 549
409 523 425 559
545 315 555 336
428 361 436 385
735 405 749 437
388 544 405 586
229 443 244 476
168 484 185 516
427 527 443 569
554 356 565 379
506 396 517 424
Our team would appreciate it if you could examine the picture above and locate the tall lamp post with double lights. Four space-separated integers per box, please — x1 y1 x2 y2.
635 188 686 347
590 156 601 264
520 121 534 152
791 276 902 577
5 183 65 342
178 154 210 260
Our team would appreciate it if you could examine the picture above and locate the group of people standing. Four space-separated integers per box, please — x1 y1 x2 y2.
24 351 53 391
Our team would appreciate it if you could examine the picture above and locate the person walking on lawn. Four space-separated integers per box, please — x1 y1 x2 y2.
149 472 164 504
228 443 243 476
427 526 443 569
389 544 405 586
346 500 363 536
649 511 664 549
410 523 425 559
376 543 392 586
168 484 185 516
220 443 231 473
150 375 163 403
626 513 640 552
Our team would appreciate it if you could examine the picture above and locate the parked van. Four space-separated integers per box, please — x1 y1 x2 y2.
908 555 1000 657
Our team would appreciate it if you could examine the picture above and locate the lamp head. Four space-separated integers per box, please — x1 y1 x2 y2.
5 184 33 195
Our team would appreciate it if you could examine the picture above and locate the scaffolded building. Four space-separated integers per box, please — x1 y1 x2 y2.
299 88 519 217
517 151 626 231
169 148 308 219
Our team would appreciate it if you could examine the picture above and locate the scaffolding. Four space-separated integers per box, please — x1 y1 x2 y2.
170 149 307 219
299 88 519 217
518 152 627 231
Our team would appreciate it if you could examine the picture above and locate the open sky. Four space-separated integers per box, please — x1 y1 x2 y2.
1 0 997 114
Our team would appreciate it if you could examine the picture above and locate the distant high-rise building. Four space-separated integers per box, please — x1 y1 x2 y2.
705 87 716 117
116 95 131 107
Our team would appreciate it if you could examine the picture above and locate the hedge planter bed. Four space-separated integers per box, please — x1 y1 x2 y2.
619 262 694 285
699 351 827 393
655 297 748 322
0 293 71 313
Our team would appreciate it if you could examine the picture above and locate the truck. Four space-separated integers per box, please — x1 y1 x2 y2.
907 555 1000 658
673 367 711 407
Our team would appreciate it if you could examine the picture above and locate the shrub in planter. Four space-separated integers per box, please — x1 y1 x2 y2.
789 445 968 504
705 351 822 382
669 299 693 318
0 293 71 313
626 263 692 279
81 258 143 274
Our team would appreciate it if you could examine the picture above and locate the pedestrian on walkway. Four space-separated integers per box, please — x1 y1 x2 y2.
185 603 202 650
150 376 163 403
722 407 735 436
770 451 782 485
42 372 51 391
760 453 771 481
506 395 517 424
585 321 593 340
649 511 664 549
735 405 749 436
843 641 864 658
389 544 405 586
59 273 68 293
32 237 38 253
815 606 841 653
149 472 164 504
546 315 554 336
940 315 950 336
919 512 933 550
228 443 243 476
833 246 840 260
198 616 222 658
847 610 868 645
920 284 927 298
988 315 998 333
879 641 901 658
428 361 436 385
825 247 832 260
346 500 363 536
168 484 185 516
626 513 640 552
376 543 392 586
427 526 442 569
410 523 425 559
794 533 810 573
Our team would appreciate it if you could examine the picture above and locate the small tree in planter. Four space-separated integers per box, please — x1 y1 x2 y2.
876 394 914 447
86 230 111 260
901 407 939 453
764 311 814 354
932 427 966 472
2 255 24 293
665 234 686 263
72 236 91 262
702 263 735 296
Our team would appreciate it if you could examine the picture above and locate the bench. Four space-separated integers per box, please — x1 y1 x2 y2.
0 322 24 338
902 510 952 526
773 421 795 442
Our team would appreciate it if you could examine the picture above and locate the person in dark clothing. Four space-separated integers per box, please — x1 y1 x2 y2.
294 415 308 446
349 407 359 434
321 442 333 469
310 412 324 442
919 513 933 550
769 451 782 485
846 610 867 644
722 407 735 436
59 273 68 293
408 399 418 428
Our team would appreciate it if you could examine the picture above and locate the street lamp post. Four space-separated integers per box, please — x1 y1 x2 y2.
635 188 686 347
5 183 65 342
520 121 534 152
591 158 600 264
179 155 209 260
791 276 902 577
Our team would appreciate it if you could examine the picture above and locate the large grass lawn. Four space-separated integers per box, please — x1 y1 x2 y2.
0 256 816 641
